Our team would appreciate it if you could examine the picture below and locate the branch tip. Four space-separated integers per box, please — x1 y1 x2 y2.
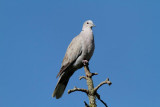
84 101 89 107
92 72 98 76
79 76 86 80
96 93 108 107
94 78 112 91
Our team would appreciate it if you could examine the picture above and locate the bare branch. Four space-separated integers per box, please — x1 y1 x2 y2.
91 72 98 76
84 65 92 77
79 76 86 80
96 93 108 107
84 65 96 106
68 86 88 94
84 101 89 107
94 78 112 92
68 63 111 107
79 72 98 81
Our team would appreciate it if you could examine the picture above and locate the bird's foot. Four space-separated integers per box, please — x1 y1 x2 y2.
82 60 89 66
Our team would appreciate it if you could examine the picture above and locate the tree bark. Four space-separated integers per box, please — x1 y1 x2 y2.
84 65 96 107
68 64 111 107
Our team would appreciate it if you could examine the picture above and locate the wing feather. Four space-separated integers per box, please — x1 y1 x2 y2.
56 35 82 77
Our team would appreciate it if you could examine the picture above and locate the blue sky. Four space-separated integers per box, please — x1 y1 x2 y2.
0 0 160 107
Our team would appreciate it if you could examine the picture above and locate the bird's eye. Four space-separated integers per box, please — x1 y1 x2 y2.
87 22 89 24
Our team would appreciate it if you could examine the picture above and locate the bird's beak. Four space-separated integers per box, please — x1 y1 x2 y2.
93 24 96 27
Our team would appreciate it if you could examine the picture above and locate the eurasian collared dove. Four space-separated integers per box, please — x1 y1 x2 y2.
53 20 95 99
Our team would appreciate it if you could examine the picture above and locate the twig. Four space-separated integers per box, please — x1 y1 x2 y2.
94 78 112 92
84 101 89 107
68 86 88 94
96 93 108 107
79 76 86 80
91 73 98 76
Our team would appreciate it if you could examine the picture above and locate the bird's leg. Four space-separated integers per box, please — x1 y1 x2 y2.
83 60 92 77
82 60 89 66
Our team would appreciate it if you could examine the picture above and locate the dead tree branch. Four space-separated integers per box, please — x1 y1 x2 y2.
68 87 88 94
96 93 108 107
79 76 87 80
83 65 97 107
94 78 112 92
84 101 89 107
68 63 112 107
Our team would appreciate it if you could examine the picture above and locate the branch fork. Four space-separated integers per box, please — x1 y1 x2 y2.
68 64 112 107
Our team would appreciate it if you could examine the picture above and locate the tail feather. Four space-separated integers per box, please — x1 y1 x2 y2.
52 83 66 99
53 71 73 99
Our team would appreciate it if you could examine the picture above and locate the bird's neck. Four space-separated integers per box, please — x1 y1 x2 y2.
81 27 93 40
82 27 92 32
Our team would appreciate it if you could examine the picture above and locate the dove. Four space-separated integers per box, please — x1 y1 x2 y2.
53 20 95 99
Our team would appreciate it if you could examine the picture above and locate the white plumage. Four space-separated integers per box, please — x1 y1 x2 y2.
53 20 95 99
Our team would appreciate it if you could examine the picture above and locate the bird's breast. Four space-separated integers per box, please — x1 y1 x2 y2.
82 33 95 60
72 30 95 68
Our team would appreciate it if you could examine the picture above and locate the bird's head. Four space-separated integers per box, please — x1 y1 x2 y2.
82 20 95 30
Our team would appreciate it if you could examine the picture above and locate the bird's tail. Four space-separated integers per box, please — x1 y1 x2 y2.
52 71 74 99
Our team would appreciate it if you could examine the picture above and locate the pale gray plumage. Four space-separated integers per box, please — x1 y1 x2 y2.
53 20 95 99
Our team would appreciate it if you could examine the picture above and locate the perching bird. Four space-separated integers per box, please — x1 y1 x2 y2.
53 20 95 99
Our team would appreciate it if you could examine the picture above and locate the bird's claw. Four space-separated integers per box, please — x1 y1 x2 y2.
82 60 89 66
